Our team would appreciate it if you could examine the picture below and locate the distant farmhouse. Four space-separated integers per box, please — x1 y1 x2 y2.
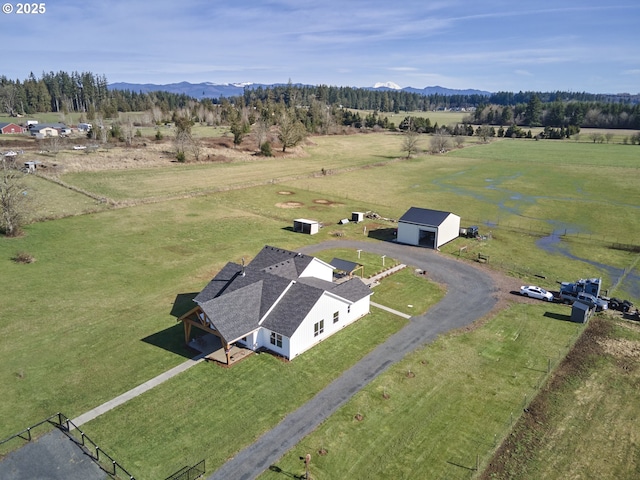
179 245 372 363
0 122 25 134
29 123 70 138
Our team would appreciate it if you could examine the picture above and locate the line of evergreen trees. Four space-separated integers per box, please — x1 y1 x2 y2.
1 71 639 130
0 71 194 117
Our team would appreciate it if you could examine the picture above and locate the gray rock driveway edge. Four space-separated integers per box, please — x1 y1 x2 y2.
208 240 497 480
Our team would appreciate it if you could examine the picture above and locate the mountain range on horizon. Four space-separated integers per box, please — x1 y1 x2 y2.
107 81 493 99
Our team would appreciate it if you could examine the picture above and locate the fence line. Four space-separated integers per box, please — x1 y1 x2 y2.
471 324 584 477
0 412 136 479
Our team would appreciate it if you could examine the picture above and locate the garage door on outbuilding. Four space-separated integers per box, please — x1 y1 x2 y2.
397 207 461 249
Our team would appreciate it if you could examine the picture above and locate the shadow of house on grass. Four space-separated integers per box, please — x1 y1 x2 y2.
141 293 199 359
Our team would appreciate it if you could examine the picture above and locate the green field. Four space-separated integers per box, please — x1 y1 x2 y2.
481 316 640 479
259 303 583 480
1 132 639 478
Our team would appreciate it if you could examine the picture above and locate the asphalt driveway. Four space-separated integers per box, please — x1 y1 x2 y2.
208 240 497 480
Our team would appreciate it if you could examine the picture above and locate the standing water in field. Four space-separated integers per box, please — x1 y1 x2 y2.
430 172 640 299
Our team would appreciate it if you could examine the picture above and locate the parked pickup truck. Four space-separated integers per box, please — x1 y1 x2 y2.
559 291 608 311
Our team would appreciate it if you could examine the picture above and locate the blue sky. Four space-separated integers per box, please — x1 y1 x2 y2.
1 0 639 93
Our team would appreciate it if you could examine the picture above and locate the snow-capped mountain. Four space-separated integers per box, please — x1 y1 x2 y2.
108 81 492 99
372 81 402 90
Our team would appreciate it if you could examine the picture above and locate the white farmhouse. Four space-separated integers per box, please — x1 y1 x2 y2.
179 245 372 363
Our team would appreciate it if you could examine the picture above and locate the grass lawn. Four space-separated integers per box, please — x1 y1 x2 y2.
21 174 112 222
0 197 321 440
312 247 446 315
72 285 425 478
370 267 446 315
481 316 640 479
258 303 583 480
1 131 639 477
312 247 401 279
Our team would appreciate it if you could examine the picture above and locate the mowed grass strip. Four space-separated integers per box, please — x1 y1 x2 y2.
77 308 412 478
258 303 583 480
481 316 640 479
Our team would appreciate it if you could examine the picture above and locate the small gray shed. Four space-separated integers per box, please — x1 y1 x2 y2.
570 301 591 323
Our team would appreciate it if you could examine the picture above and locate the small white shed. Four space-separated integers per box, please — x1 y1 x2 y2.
293 218 319 235
397 207 460 249
351 212 364 223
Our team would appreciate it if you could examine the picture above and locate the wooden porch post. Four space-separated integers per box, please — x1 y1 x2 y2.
224 341 231 365
183 321 192 345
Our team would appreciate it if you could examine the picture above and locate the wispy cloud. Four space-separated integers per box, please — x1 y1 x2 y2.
0 0 638 92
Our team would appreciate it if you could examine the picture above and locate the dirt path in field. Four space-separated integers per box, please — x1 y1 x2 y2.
207 240 526 480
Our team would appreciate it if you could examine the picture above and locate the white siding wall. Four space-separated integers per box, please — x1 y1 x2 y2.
257 328 291 358
237 331 260 351
436 214 461 248
288 292 370 359
299 258 334 282
398 214 460 248
397 222 421 245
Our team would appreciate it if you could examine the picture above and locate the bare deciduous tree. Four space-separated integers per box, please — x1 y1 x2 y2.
430 129 452 154
174 116 197 162
254 118 270 149
123 118 135 146
190 137 203 161
0 84 18 115
402 130 420 158
0 158 29 237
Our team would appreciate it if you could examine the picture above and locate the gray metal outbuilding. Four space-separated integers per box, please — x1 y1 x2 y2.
397 207 460 249
571 301 591 323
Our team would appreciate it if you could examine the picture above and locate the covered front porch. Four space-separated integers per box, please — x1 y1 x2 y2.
179 307 252 366
189 333 253 365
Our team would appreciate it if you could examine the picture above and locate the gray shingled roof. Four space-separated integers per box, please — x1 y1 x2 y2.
399 207 452 226
249 245 313 275
260 259 299 280
200 281 263 341
261 282 324 337
191 246 370 343
194 262 243 303
330 278 372 302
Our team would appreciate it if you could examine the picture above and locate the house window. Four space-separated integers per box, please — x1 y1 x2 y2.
314 320 325 337
333 311 340 323
270 332 282 348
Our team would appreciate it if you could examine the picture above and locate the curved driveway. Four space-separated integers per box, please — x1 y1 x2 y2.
208 240 497 480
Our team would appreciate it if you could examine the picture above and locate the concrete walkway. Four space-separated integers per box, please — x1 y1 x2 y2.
370 301 412 319
207 240 497 480
71 354 206 428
